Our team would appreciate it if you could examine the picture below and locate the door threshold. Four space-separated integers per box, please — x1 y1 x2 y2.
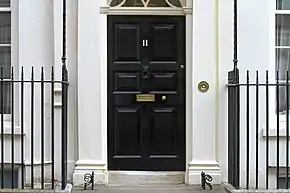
108 171 185 185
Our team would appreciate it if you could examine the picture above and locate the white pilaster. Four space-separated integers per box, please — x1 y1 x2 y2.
73 0 107 185
187 0 221 184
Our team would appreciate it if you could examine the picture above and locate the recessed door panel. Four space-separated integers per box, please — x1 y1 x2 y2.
150 107 177 154
114 24 141 61
114 73 140 91
150 72 177 91
151 24 177 61
113 107 141 156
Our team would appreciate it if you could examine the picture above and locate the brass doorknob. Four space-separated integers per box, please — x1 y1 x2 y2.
161 96 167 101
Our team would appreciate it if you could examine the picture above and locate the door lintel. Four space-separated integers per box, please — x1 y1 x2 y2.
100 7 192 15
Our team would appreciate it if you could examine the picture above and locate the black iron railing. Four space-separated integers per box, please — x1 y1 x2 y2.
228 69 290 190
0 65 68 190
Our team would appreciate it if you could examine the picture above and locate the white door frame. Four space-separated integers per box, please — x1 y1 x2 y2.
74 0 221 185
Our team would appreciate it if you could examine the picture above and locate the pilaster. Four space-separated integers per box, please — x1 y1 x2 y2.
73 0 107 185
187 0 221 184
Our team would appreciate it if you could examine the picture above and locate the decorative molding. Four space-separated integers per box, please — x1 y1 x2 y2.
100 0 192 15
74 159 106 170
108 0 185 8
100 6 192 15
189 160 220 169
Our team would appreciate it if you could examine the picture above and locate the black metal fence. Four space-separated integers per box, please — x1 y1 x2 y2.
0 65 68 190
228 68 290 190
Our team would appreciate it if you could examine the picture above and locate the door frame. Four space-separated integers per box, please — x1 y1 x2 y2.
101 13 192 174
107 15 187 171
75 0 223 185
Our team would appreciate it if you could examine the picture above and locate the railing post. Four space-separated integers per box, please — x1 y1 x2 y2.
228 69 240 189
61 0 67 189
61 64 68 190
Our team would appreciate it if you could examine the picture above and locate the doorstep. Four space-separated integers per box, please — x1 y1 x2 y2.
108 171 185 185
72 184 227 193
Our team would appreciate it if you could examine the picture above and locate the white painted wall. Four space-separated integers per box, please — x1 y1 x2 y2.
0 0 78 185
218 0 285 189
0 0 282 188
18 0 56 182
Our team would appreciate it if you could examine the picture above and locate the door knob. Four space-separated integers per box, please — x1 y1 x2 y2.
161 96 167 101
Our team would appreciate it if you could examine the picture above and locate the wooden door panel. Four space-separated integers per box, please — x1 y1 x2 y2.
150 24 177 61
114 72 140 91
112 61 142 72
150 72 178 91
113 24 141 61
148 61 179 71
113 94 139 106
149 107 177 155
113 107 142 157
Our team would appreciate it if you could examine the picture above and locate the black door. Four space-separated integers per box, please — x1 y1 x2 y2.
108 16 185 171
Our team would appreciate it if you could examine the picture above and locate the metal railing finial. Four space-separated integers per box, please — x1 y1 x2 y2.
233 0 238 71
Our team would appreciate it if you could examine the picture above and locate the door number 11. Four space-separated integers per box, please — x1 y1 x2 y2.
142 39 148 47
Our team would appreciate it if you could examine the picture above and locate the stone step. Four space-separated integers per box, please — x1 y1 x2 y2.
108 171 184 185
72 185 226 193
